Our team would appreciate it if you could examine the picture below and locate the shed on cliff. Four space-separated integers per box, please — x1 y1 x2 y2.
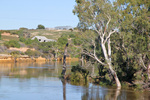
31 36 56 42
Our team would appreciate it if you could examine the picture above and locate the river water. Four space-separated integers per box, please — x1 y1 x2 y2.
0 61 149 100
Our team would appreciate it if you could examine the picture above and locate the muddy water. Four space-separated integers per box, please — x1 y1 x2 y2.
0 61 149 100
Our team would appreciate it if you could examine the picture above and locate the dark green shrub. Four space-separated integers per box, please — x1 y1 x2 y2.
70 64 89 84
19 37 26 42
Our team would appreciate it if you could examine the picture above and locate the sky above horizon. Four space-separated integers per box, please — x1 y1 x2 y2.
0 0 79 30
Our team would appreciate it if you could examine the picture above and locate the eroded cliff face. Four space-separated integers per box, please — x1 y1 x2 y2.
0 54 46 63
0 54 79 63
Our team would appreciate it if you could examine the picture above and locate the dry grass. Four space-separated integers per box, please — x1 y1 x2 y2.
1 35 19 41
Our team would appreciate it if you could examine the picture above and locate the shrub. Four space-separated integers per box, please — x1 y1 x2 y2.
25 38 33 45
70 64 89 84
25 49 41 57
19 37 26 42
4 40 20 48
10 51 20 55
57 36 68 45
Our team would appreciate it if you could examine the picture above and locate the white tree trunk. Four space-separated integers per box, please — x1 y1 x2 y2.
101 42 121 88
108 38 111 61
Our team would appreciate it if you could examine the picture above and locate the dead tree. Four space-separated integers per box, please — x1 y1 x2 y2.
61 43 69 77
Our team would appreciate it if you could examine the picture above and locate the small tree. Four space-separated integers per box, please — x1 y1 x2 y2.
37 24 45 29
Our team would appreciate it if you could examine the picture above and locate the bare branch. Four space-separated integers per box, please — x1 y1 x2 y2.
103 14 111 38
139 56 147 69
83 50 106 66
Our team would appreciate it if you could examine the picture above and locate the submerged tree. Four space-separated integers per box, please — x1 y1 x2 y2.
73 0 121 88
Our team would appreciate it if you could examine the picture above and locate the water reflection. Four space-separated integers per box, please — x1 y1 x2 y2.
62 80 66 100
0 62 149 100
0 61 74 79
81 84 150 100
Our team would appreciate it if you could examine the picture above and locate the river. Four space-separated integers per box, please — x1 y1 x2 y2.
0 61 149 100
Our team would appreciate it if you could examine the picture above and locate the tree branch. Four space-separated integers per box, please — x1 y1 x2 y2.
83 50 106 66
139 56 147 69
104 30 116 44
103 14 111 38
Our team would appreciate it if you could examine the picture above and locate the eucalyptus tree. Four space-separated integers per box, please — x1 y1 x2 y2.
73 0 121 88
114 0 150 82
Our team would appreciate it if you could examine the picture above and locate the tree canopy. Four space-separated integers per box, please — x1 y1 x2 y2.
37 24 45 29
73 0 150 88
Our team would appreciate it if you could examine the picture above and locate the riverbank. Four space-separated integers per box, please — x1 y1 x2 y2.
0 54 79 63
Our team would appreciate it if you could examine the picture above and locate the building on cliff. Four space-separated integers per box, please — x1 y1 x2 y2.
31 36 56 42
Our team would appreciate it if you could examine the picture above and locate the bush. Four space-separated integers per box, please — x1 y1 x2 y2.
19 37 26 42
25 38 33 45
10 51 20 55
4 40 20 48
25 49 41 57
57 36 68 45
70 64 89 84
70 72 84 84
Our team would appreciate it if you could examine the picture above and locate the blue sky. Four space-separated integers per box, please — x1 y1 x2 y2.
0 0 79 30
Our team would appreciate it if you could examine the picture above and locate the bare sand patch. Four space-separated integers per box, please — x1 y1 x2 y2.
1 32 19 37
9 47 35 52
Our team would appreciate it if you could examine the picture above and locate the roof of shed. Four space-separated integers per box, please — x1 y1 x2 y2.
32 36 48 40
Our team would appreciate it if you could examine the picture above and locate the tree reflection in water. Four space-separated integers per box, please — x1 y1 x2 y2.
81 84 121 100
61 79 66 100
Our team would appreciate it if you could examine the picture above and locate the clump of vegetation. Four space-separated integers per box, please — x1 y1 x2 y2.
25 49 42 57
4 40 20 48
70 64 89 85
36 24 45 29
10 51 20 55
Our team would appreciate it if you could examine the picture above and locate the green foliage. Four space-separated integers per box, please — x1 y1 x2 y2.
25 38 33 45
10 51 20 55
4 40 20 48
25 49 41 57
37 24 45 29
19 37 26 42
11 30 23 35
70 64 89 84
135 84 143 90
38 42 53 53
71 64 89 74
19 27 28 30
68 33 75 38
57 36 68 45
73 0 150 87
70 72 84 84
110 0 150 83
74 0 119 30
0 30 10 34
72 35 83 45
